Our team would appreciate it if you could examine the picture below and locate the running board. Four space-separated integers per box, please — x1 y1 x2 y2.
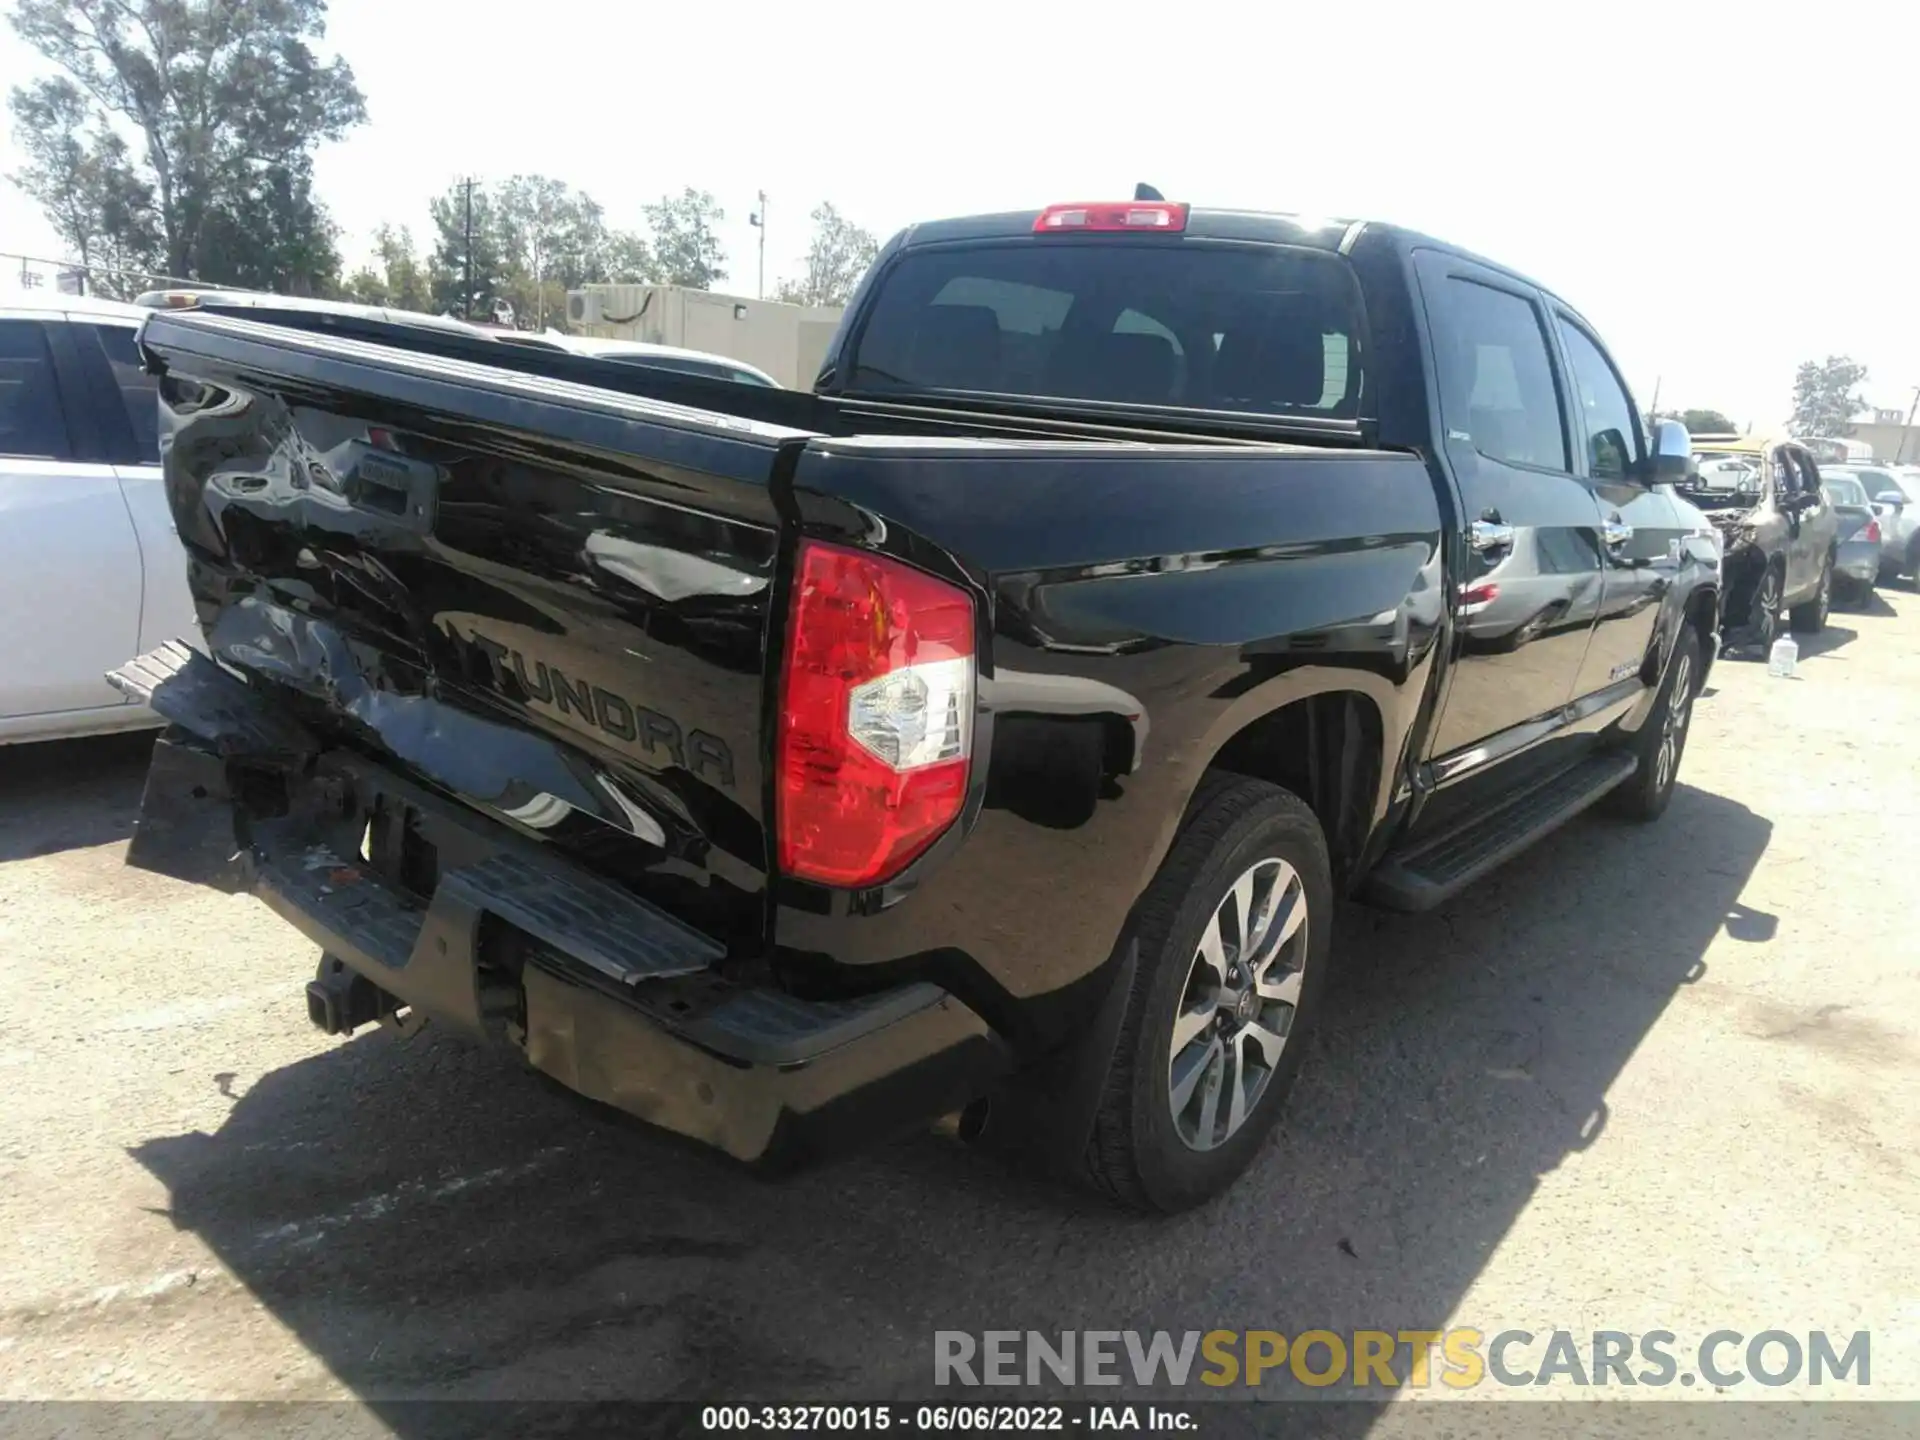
1364 752 1638 912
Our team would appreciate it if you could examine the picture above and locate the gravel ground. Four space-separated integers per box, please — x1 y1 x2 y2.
1 590 1916 1421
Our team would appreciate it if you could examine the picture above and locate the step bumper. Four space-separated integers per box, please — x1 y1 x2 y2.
114 640 1009 1167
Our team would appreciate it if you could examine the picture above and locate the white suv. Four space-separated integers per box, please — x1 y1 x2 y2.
0 291 197 744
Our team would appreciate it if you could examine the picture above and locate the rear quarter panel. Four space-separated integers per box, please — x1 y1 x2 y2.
774 437 1446 1044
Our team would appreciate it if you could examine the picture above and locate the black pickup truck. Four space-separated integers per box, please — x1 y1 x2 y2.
114 197 1720 1212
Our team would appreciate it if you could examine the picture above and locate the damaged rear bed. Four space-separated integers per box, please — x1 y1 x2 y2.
113 308 1004 1165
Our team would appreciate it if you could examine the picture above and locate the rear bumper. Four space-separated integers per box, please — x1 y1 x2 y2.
117 645 1008 1168
1837 542 1880 584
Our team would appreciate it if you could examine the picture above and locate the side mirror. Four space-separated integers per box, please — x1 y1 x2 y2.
1875 490 1906 508
1647 419 1692 482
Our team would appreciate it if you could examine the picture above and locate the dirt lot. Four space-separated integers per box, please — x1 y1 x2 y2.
2 590 1917 1417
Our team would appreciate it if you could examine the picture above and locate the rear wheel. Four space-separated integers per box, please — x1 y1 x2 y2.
1790 556 1832 633
1604 626 1701 823
1081 776 1331 1213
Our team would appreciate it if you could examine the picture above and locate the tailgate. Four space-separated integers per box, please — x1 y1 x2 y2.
137 309 816 953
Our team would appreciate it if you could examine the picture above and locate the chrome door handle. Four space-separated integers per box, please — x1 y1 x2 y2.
1469 519 1515 551
1602 516 1633 548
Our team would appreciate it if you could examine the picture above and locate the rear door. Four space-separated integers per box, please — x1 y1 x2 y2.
0 314 145 719
68 318 201 655
1412 252 1606 777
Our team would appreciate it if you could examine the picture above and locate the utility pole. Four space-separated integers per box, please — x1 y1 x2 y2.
461 177 477 320
1895 385 1920 465
749 190 766 299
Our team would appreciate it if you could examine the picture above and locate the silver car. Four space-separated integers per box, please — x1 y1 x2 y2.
1822 465 1920 586
1820 473 1882 603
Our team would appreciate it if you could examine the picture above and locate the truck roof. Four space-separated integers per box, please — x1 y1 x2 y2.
892 205 1565 313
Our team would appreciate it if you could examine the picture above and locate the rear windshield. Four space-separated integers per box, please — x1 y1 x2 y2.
1823 475 1868 506
845 241 1364 417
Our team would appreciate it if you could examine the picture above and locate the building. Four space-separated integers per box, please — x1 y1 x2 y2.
564 284 844 389
1839 406 1920 463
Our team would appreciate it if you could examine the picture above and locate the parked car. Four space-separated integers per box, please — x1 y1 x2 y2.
0 291 197 744
1818 471 1883 604
1819 463 1920 587
1678 441 1839 650
114 197 1720 1212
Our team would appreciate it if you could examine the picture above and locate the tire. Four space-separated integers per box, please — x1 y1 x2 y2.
1789 556 1832 634
1081 776 1333 1213
1746 563 1783 653
1604 625 1701 823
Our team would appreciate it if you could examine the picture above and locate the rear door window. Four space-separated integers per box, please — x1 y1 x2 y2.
0 319 73 460
847 241 1363 417
1428 277 1568 472
82 322 160 462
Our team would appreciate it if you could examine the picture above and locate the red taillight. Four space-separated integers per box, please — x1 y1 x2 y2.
1033 201 1189 234
776 541 976 887
1865 519 1882 543
1459 581 1500 613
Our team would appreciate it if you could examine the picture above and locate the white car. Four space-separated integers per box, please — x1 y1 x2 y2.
494 330 781 387
0 292 197 744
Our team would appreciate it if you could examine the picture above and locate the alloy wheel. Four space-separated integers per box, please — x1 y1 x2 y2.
1755 572 1780 648
1167 857 1309 1151
1654 649 1694 795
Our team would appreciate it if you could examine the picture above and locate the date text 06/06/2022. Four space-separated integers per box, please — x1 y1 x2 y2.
699 1404 1198 1432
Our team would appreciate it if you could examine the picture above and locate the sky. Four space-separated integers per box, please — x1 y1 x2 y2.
3 0 1916 430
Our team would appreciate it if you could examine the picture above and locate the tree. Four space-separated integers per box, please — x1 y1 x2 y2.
1679 408 1738 436
589 227 655 285
343 224 431 311
196 156 341 296
496 174 581 330
6 74 162 297
428 180 508 318
644 187 726 289
494 175 655 328
7 0 366 293
1789 356 1869 439
774 202 879 308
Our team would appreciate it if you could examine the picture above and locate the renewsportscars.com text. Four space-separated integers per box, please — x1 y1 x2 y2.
933 1329 1871 1390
